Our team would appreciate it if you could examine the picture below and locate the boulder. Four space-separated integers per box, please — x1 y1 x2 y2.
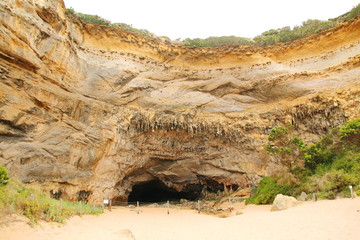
116 229 136 240
271 194 302 211
298 192 308 201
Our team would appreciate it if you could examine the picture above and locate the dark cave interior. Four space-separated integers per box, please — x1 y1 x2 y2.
127 180 202 203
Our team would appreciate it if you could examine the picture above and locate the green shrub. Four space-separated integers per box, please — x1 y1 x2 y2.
246 177 294 204
268 126 288 141
303 141 335 170
265 126 306 170
0 166 9 185
332 150 360 173
305 169 357 199
250 118 360 204
290 137 306 151
339 118 360 140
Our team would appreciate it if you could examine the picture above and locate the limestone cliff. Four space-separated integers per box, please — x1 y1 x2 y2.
0 0 359 203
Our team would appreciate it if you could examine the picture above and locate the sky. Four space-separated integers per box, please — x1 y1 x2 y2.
63 0 360 40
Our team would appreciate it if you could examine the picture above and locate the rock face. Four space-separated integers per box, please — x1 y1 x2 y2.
271 194 302 211
0 0 359 203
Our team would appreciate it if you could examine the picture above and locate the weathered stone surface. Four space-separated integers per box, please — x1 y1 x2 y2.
0 0 359 203
271 194 302 211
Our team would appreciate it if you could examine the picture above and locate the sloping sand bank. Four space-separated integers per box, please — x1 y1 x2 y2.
1 198 359 240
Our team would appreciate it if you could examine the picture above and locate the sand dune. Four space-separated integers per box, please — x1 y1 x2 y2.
1 198 359 240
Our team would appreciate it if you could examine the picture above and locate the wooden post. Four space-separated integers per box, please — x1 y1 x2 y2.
59 198 63 214
109 199 112 212
313 192 317 202
349 186 354 199
137 201 140 208
229 197 232 212
102 200 105 212
197 200 201 214
79 201 82 215
167 200 170 214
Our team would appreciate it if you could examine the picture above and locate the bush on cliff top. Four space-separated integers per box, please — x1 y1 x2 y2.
67 8 155 38
67 7 110 26
182 36 254 47
184 4 360 47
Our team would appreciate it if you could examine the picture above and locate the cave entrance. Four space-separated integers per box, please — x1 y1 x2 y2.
127 180 201 204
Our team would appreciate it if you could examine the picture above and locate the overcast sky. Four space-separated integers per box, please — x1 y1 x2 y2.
63 0 359 40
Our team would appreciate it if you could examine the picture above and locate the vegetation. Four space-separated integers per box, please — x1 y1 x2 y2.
182 36 254 47
332 3 360 22
110 23 156 38
67 8 110 26
0 165 9 185
347 3 360 20
303 137 335 170
246 176 295 204
339 118 360 139
0 176 102 225
67 8 155 38
183 4 360 47
247 118 360 204
268 126 288 141
265 125 306 170
254 19 336 46
66 4 360 46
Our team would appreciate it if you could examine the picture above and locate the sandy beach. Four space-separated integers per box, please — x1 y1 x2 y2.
1 198 359 240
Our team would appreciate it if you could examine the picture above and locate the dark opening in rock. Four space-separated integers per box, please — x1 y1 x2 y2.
127 180 202 203
77 190 91 203
205 179 225 192
50 189 62 200
228 184 239 191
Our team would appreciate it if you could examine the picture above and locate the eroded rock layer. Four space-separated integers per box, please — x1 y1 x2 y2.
0 0 359 203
